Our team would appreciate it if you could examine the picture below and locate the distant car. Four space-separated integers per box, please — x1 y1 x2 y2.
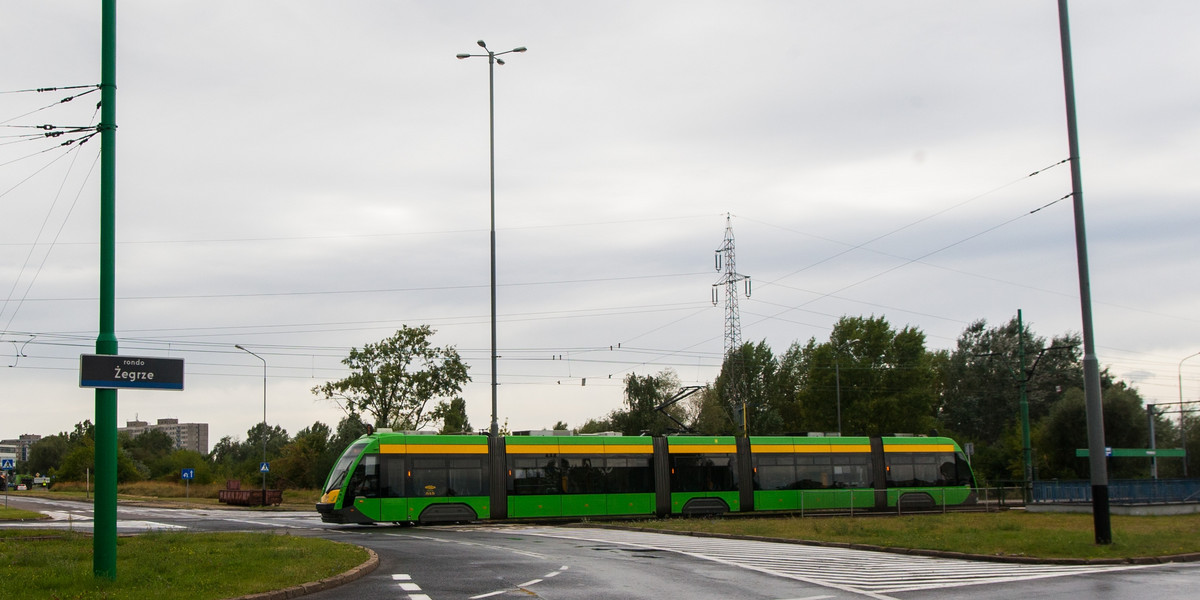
16 484 27 491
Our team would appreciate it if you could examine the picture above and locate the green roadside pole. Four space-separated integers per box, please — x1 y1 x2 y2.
95 0 118 579
1017 310 1032 502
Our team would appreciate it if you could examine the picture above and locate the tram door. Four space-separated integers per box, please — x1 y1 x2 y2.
347 454 382 521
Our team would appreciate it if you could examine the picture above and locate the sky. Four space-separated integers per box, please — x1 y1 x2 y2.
2 1 1198 452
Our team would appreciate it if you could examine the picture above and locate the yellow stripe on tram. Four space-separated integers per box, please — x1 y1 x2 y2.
668 444 737 454
406 444 488 454
378 443 488 454
883 443 954 453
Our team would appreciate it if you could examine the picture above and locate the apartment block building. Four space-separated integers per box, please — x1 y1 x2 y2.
119 418 209 455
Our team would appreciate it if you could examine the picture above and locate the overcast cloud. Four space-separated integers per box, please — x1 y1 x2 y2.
2 1 1198 448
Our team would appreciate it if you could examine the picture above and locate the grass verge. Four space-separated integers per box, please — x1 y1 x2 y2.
0 506 46 521
0 530 367 600
7 485 321 510
619 511 1200 560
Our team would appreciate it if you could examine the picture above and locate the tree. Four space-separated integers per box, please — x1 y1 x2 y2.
610 370 683 436
313 326 471 430
577 417 615 434
689 387 731 435
313 414 372 490
157 449 215 484
937 317 1082 446
713 341 782 435
935 316 1087 484
54 440 146 483
1037 381 1152 479
772 343 806 432
794 316 937 437
435 398 473 434
329 413 371 450
26 435 69 476
123 429 176 477
26 420 98 478
275 422 332 489
210 423 290 484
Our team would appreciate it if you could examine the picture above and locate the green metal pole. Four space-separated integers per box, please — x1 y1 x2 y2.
1017 310 1032 501
94 0 119 579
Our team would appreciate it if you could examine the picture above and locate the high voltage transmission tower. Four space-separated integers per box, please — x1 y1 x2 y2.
712 214 751 433
712 213 751 356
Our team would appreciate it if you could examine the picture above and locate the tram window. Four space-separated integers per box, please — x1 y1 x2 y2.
885 453 910 486
410 456 487 497
886 452 942 487
830 453 871 488
564 456 604 494
888 462 914 486
446 457 487 496
509 457 562 495
753 454 796 491
411 457 449 497
350 455 380 498
953 452 974 486
606 456 653 494
670 454 738 493
910 454 939 486
509 457 542 495
379 455 406 498
796 455 833 489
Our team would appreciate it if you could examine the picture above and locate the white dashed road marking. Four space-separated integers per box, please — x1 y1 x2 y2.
392 573 429 600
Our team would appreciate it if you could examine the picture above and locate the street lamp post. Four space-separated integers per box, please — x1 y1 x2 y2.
1180 351 1200 477
235 345 267 504
457 40 526 437
834 338 860 436
835 361 842 436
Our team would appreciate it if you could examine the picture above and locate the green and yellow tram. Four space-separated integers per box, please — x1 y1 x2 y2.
316 431 976 525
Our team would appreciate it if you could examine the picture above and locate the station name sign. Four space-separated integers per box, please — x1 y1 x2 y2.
79 354 185 391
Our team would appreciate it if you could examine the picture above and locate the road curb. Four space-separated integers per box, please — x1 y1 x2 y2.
238 546 379 600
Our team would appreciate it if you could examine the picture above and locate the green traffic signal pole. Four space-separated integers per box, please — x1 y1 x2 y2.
95 0 119 579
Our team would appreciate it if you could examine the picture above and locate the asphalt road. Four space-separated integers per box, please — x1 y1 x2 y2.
4 495 1199 600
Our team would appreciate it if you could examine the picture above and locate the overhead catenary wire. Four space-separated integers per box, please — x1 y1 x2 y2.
0 146 100 333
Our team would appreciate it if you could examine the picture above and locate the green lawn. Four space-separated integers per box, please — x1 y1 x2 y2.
0 530 368 600
619 511 1200 560
0 506 45 521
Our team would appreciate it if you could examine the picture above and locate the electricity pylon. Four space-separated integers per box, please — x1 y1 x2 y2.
712 214 751 433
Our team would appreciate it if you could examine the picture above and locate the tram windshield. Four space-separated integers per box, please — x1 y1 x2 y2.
323 440 368 495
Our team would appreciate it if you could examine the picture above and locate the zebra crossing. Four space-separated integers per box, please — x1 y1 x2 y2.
499 526 1145 599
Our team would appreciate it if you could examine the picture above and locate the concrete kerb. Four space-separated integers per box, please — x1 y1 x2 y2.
575 523 1200 566
237 546 379 600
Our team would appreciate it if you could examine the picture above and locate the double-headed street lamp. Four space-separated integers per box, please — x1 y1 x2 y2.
457 40 526 437
235 344 268 504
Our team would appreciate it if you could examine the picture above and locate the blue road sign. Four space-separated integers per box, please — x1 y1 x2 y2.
260 462 270 473
1 459 14 470
181 468 195 480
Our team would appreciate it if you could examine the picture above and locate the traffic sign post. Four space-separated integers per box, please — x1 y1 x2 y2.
181 469 194 504
2 458 13 508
